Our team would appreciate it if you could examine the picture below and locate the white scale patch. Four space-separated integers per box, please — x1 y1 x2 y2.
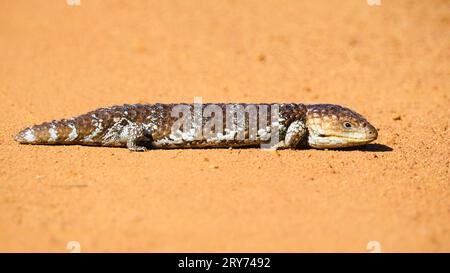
67 122 78 141
257 128 271 141
83 117 103 142
23 129 36 142
205 129 237 143
257 120 285 141
119 125 130 142
223 128 237 141
154 135 184 146
154 118 286 147
144 123 158 131
48 124 58 142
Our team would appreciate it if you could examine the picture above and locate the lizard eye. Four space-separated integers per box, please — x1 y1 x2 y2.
343 122 353 129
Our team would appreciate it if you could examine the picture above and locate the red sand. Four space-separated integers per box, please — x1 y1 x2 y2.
0 0 449 252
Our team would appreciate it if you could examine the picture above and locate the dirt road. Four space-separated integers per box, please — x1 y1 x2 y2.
0 0 448 252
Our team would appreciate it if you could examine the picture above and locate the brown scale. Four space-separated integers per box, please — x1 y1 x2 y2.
53 120 69 142
305 104 369 127
31 122 51 142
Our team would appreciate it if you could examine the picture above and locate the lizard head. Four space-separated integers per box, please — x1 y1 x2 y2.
305 104 378 149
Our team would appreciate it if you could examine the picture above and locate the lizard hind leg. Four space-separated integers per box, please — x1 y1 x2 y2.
126 123 153 152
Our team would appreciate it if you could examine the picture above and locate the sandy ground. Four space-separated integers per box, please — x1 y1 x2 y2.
0 0 449 252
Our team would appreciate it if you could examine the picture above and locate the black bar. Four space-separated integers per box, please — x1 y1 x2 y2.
0 253 448 272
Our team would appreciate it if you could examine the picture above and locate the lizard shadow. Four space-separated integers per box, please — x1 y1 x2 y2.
148 143 393 152
329 143 393 152
25 142 393 152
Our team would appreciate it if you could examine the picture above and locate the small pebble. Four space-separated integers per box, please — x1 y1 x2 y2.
392 113 401 120
258 54 266 63
209 164 219 169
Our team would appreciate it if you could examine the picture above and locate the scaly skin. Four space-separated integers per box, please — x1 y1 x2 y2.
15 103 378 151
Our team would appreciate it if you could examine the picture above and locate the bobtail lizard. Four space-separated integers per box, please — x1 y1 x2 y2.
15 103 378 151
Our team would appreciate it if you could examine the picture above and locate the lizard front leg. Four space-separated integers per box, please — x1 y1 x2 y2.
267 120 307 150
280 120 308 149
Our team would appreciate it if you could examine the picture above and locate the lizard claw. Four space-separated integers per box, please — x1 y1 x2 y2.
127 146 147 152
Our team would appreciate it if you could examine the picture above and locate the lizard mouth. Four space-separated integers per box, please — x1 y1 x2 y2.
309 134 377 148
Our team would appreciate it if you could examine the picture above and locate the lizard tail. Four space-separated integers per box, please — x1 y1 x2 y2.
15 114 102 145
